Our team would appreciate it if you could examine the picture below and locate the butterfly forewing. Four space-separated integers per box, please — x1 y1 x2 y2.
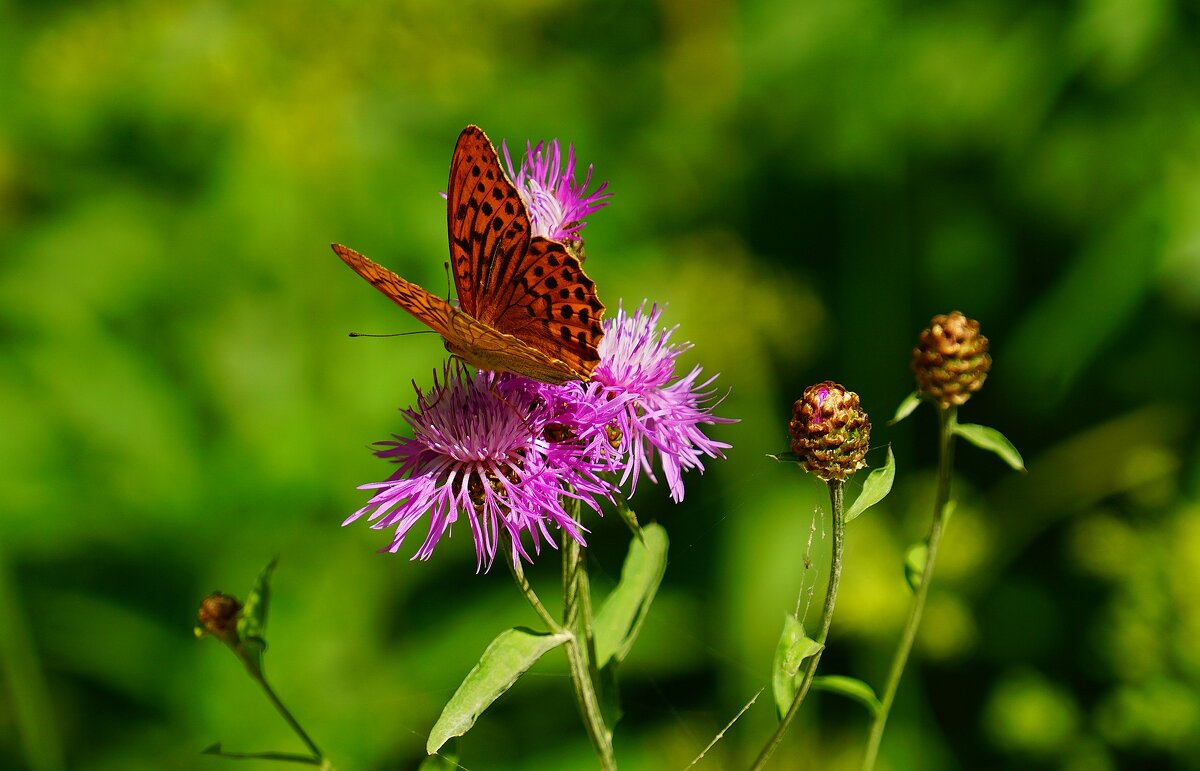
332 243 457 339
447 126 531 319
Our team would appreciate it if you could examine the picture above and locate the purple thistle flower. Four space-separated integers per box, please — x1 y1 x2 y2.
503 137 612 243
345 367 616 571
591 302 735 503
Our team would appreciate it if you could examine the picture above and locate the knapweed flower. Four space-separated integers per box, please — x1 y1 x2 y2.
345 367 618 571
504 137 611 245
589 302 734 503
788 381 870 482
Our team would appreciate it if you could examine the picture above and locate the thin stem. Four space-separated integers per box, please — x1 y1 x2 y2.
245 667 325 763
861 406 957 771
561 512 617 770
504 543 562 632
751 480 847 770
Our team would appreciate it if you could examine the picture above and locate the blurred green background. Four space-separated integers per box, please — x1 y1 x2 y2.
2 0 1199 769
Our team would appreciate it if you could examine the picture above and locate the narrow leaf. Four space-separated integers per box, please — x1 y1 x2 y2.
952 422 1026 472
767 451 803 463
890 392 921 425
426 628 569 754
771 615 823 719
845 446 896 523
237 558 277 644
905 543 928 592
811 675 882 715
594 523 669 669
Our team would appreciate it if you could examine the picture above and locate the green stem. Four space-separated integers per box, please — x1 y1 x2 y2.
751 480 847 770
505 544 563 632
243 664 326 765
861 406 956 771
562 520 617 770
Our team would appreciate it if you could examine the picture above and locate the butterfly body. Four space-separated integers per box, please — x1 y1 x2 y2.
334 126 605 384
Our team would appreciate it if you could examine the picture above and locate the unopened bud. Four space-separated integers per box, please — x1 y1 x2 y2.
197 592 242 646
788 381 871 481
912 311 991 407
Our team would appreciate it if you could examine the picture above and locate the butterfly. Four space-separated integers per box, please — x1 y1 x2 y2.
332 125 606 385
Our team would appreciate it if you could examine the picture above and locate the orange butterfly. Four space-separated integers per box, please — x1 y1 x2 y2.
333 126 605 385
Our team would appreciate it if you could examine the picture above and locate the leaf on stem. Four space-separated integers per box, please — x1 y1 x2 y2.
771 614 823 720
426 628 570 754
904 543 928 592
845 446 896 523
593 523 669 670
951 422 1026 472
811 675 882 715
237 558 277 671
890 392 921 425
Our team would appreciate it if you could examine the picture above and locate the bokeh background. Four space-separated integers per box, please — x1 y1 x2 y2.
2 0 1199 769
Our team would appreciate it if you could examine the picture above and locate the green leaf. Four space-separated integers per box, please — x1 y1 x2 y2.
845 446 896 523
952 422 1026 472
771 615 823 719
905 543 928 592
890 392 921 425
941 499 957 526
426 628 569 754
594 523 669 670
236 558 276 671
811 675 882 715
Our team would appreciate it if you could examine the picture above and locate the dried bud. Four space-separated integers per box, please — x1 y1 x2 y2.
197 592 242 646
912 311 991 407
788 381 871 481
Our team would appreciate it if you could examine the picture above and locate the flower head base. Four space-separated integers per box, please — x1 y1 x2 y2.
788 381 871 482
591 302 735 503
504 138 611 245
345 367 616 571
912 311 991 407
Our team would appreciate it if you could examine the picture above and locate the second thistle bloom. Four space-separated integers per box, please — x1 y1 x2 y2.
789 382 871 482
504 137 611 245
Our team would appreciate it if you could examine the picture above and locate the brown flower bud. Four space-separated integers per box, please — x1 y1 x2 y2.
197 592 242 646
788 381 871 481
911 311 991 407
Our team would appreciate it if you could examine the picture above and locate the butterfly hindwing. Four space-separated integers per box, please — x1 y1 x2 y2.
490 237 604 373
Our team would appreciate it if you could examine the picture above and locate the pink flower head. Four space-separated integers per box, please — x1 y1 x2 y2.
345 367 615 571
503 137 611 243
591 302 735 503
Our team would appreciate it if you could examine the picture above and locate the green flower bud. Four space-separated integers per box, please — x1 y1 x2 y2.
788 381 871 481
912 311 991 407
